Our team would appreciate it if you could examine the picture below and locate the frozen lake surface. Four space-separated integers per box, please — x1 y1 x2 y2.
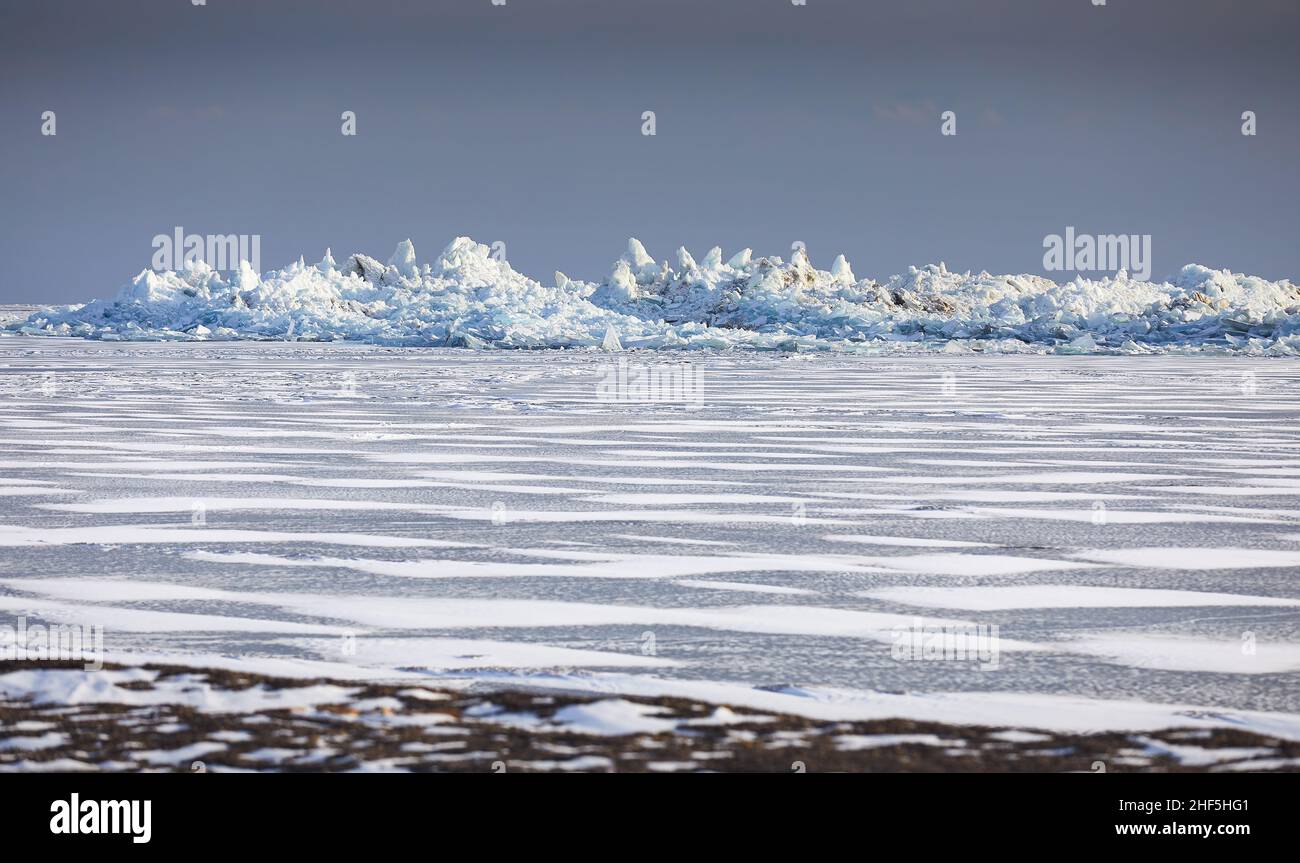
2 336 1299 736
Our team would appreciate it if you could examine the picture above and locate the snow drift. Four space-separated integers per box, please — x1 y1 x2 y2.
10 237 1300 353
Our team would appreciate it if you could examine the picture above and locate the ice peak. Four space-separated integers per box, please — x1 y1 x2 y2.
701 247 723 270
601 325 623 351
727 248 753 269
388 239 418 278
831 254 855 285
237 260 260 291
676 246 697 272
434 237 504 282
625 238 654 268
607 259 640 302
437 237 497 269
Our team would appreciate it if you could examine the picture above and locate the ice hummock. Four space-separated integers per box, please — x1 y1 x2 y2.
10 237 1300 353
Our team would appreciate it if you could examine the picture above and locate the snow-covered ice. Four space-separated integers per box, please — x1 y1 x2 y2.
8 237 1300 353
1 334 1299 739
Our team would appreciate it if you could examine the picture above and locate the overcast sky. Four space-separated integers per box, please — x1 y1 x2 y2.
1 0 1296 303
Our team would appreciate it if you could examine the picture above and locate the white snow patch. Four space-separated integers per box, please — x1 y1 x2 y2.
1061 634 1300 674
549 699 678 737
862 585 1300 611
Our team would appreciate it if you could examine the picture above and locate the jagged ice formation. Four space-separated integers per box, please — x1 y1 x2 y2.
11 237 1300 354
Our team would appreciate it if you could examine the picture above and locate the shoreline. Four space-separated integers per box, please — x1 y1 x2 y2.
2 661 1296 773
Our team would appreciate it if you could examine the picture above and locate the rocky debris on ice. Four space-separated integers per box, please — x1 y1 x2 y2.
10 237 1300 354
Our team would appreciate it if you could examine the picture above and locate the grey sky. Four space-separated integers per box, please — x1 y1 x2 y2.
1 0 1296 303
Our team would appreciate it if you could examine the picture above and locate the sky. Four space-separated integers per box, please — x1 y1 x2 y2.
1 0 1297 304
